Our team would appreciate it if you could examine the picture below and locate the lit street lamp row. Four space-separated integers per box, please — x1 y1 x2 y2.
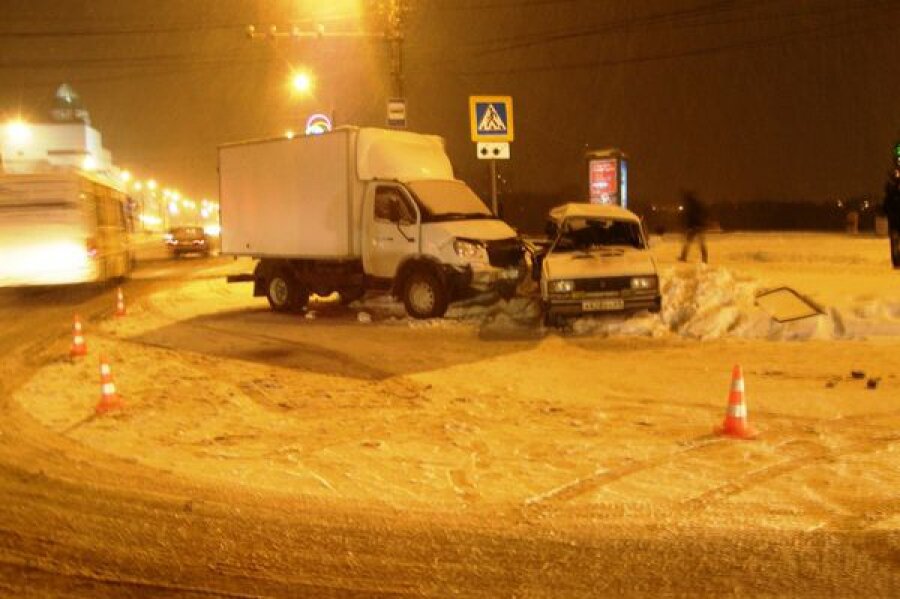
121 170 220 234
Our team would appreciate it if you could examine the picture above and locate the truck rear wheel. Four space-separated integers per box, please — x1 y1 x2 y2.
402 268 448 319
266 272 309 313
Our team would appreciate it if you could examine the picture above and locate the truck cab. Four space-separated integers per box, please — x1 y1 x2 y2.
362 179 522 316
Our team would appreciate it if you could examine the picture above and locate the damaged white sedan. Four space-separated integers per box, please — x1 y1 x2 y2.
536 203 662 326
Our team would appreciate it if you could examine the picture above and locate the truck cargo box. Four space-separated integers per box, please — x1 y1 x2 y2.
218 129 357 259
218 127 454 260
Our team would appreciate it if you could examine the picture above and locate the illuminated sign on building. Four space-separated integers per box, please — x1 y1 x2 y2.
305 113 332 136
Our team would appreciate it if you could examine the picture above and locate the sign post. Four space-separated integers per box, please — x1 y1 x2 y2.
469 96 514 216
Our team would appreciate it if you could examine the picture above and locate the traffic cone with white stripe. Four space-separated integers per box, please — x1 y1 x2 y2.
715 364 758 439
96 355 123 415
114 287 126 317
70 315 87 358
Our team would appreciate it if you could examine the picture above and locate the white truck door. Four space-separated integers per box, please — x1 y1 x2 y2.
363 184 420 279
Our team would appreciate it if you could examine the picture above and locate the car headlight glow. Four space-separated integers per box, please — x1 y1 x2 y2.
453 239 487 262
631 276 657 290
550 279 574 294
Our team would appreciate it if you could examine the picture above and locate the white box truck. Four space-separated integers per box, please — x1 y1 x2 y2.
219 127 523 318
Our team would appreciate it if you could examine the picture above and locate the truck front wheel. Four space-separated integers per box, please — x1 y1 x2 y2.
266 272 309 313
402 268 449 319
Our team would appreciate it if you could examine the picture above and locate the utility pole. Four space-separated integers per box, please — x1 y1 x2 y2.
386 0 405 99
247 1 408 120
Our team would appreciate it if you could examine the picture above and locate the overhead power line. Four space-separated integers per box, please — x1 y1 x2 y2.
0 22 246 38
438 12 899 76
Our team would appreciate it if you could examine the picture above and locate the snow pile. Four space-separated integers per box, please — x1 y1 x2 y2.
841 298 900 337
572 265 849 341
851 298 900 321
344 264 900 341
570 266 764 339
660 265 763 339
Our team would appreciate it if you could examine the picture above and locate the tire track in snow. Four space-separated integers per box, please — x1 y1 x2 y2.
524 435 725 506
526 414 900 513
680 434 900 524
678 439 831 511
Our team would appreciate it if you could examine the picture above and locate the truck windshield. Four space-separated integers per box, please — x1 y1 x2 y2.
554 218 645 252
406 180 492 221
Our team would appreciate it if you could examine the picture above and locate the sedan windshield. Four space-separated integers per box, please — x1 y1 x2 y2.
554 218 645 252
406 180 492 220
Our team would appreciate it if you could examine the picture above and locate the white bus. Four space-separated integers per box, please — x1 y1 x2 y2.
0 170 135 287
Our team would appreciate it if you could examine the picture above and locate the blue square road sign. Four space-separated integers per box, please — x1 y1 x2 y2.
469 96 514 142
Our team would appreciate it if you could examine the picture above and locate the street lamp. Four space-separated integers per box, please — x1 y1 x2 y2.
4 119 32 148
291 70 314 95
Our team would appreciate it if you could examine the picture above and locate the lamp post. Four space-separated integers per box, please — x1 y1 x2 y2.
291 71 314 96
248 1 407 123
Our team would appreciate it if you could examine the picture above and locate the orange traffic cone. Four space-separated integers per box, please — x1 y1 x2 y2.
114 287 126 317
96 355 123 415
70 315 87 357
715 364 758 439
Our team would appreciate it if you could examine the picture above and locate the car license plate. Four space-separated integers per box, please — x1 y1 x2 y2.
501 267 519 280
582 298 624 312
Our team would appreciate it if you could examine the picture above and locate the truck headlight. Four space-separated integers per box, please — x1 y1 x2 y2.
453 239 487 262
631 276 657 290
550 279 574 294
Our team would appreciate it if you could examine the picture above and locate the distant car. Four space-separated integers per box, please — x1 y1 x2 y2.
536 203 661 326
165 226 210 258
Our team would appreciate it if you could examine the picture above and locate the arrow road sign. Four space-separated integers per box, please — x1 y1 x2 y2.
477 142 510 160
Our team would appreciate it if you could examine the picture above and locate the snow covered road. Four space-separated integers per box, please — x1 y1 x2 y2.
3 233 900 596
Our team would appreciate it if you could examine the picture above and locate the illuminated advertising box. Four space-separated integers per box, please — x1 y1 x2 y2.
586 149 628 207
589 158 618 200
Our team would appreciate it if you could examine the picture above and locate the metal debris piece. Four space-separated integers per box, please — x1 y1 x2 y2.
755 286 825 323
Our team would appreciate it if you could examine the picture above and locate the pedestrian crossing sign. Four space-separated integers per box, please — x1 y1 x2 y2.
469 96 514 142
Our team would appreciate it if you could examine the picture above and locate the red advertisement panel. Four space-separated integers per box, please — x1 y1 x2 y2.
589 158 618 202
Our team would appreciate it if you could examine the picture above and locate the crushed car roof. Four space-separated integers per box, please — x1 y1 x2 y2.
548 202 640 223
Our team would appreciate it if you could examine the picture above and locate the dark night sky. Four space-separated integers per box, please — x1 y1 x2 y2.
2 0 899 209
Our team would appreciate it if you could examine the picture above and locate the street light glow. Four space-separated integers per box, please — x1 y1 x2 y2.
147 179 158 191
291 71 313 95
5 120 32 147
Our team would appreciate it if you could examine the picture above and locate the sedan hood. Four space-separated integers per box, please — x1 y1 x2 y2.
544 247 657 280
